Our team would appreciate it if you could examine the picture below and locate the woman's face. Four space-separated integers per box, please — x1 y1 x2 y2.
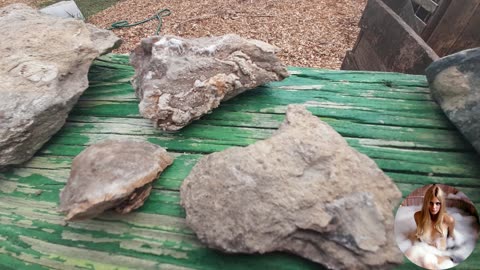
429 197 441 215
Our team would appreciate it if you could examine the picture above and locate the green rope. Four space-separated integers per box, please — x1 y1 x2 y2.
108 9 171 35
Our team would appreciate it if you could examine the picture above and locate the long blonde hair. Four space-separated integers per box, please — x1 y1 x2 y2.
416 185 447 237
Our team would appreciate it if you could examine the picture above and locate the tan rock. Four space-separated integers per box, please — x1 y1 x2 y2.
60 140 173 221
180 105 403 269
130 34 289 131
0 4 121 167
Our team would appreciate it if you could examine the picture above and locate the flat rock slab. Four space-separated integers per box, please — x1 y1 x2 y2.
0 4 120 167
60 140 174 221
40 0 84 19
426 48 480 154
180 105 403 269
130 34 289 131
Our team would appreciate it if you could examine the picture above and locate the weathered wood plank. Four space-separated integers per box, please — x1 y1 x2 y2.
343 0 439 74
0 196 320 270
1 54 479 270
364 0 439 73
413 14 427 33
382 0 408 14
421 0 451 41
449 3 480 55
426 0 480 56
389 0 426 34
347 34 387 71
340 50 359 70
11 137 480 184
412 0 438 13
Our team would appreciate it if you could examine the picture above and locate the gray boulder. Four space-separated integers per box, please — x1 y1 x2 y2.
426 48 480 153
180 105 403 269
130 34 289 131
60 140 174 221
0 4 121 167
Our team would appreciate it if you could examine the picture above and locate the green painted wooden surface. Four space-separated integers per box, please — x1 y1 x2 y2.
1 54 479 270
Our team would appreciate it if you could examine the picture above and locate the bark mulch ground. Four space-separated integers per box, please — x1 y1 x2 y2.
1 0 366 69
90 0 366 69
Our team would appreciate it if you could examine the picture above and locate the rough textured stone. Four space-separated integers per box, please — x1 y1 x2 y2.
180 105 403 270
130 34 289 131
59 140 173 221
426 48 480 153
0 4 121 167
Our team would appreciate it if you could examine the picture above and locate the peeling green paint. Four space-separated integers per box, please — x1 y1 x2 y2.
1 54 479 269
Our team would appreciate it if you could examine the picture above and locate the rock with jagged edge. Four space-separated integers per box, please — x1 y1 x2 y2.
181 105 403 270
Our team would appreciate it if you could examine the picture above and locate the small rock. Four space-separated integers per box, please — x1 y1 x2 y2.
180 105 403 269
0 4 121 167
426 48 480 153
59 140 173 221
130 34 289 131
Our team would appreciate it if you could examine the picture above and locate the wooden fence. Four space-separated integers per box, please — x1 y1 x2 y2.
341 0 439 74
342 0 480 74
422 0 480 57
392 0 480 57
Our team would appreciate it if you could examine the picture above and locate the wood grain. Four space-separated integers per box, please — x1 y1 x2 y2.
342 0 438 74
426 0 480 56
412 0 438 13
1 54 479 269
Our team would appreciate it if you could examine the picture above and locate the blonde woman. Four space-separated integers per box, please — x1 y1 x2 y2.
405 184 456 269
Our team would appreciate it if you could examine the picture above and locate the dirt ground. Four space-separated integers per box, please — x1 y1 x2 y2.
1 0 367 69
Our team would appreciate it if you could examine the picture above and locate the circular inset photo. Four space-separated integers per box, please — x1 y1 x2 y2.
394 184 479 269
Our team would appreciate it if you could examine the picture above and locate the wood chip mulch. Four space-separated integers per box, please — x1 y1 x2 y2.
89 0 366 69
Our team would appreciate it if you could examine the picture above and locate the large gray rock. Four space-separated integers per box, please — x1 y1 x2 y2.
130 34 289 131
60 140 174 221
180 105 403 269
426 48 480 153
0 4 121 167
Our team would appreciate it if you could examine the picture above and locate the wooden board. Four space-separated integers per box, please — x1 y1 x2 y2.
421 0 451 41
1 54 479 270
382 0 408 13
342 0 439 74
412 0 438 13
398 0 427 34
426 0 480 56
448 3 480 55
340 51 359 70
382 0 426 34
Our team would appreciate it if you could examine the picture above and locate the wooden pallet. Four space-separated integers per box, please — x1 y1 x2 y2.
1 54 479 269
